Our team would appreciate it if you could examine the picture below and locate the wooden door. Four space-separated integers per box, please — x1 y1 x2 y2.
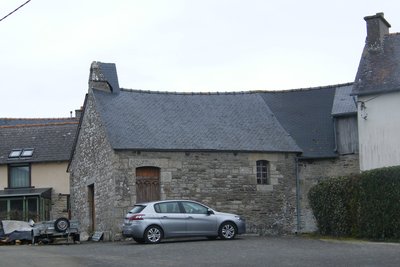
88 184 95 233
136 167 160 203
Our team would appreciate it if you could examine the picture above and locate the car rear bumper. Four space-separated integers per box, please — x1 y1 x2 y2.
122 223 146 238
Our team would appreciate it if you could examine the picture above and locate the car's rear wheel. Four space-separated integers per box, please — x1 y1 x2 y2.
144 225 163 244
218 222 237 240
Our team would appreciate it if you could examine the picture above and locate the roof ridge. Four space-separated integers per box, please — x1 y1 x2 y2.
260 82 354 93
0 121 79 129
119 88 257 95
119 82 354 95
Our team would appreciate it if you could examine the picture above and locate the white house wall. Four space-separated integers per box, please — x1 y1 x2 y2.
31 162 70 194
358 91 400 171
0 162 69 193
0 166 6 189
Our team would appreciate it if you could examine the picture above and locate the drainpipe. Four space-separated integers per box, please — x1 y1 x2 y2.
333 117 338 153
295 157 301 234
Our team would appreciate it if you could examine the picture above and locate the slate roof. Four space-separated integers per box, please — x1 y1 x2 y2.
260 84 352 158
86 61 357 158
352 33 400 96
0 122 78 165
92 89 302 153
332 84 357 116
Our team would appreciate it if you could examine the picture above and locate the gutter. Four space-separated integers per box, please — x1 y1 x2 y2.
333 117 338 153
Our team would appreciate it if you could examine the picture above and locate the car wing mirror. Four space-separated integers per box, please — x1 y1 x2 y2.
207 209 215 215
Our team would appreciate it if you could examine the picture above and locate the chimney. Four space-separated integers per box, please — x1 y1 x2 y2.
75 108 83 119
364 12 391 49
89 61 120 93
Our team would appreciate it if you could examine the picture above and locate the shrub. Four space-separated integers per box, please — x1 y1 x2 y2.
308 175 360 236
358 167 400 239
308 166 400 240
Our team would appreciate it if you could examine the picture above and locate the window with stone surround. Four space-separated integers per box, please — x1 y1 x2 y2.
256 160 270 185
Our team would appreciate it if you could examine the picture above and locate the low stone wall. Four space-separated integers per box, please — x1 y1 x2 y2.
298 154 360 232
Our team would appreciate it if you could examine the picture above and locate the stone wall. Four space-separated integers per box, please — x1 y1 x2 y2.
50 193 69 220
298 154 360 232
113 151 298 238
69 91 118 240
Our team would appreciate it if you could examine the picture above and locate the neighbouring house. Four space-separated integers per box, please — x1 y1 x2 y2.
0 117 79 221
352 13 400 171
68 61 359 240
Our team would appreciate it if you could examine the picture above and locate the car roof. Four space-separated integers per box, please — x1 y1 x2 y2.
135 199 202 206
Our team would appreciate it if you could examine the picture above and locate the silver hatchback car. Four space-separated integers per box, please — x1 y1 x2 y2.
122 200 246 244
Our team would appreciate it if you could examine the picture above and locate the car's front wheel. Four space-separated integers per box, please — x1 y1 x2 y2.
218 222 237 240
144 225 163 244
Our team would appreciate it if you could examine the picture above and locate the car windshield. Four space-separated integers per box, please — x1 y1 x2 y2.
129 205 146 214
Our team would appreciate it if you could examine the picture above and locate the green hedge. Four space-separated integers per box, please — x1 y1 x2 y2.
308 166 400 240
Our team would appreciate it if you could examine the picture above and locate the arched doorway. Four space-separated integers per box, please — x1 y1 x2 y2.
135 167 160 203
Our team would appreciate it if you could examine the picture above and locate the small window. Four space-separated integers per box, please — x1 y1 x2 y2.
8 148 34 158
256 160 270 185
9 150 22 158
21 148 34 157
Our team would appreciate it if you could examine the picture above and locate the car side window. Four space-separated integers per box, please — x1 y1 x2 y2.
154 202 180 213
182 202 208 214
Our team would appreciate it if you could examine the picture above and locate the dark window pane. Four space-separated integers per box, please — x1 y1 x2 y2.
9 165 30 188
9 199 24 220
0 200 7 219
256 160 269 185
27 198 38 221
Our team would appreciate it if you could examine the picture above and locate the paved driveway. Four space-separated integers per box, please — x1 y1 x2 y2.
1 236 399 267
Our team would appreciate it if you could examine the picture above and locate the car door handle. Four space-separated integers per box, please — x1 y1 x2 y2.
187 216 193 219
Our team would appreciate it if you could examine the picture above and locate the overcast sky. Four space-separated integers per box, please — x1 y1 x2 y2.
1 0 400 118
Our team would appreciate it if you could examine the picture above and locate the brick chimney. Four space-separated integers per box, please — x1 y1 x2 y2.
364 12 391 49
75 108 83 119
